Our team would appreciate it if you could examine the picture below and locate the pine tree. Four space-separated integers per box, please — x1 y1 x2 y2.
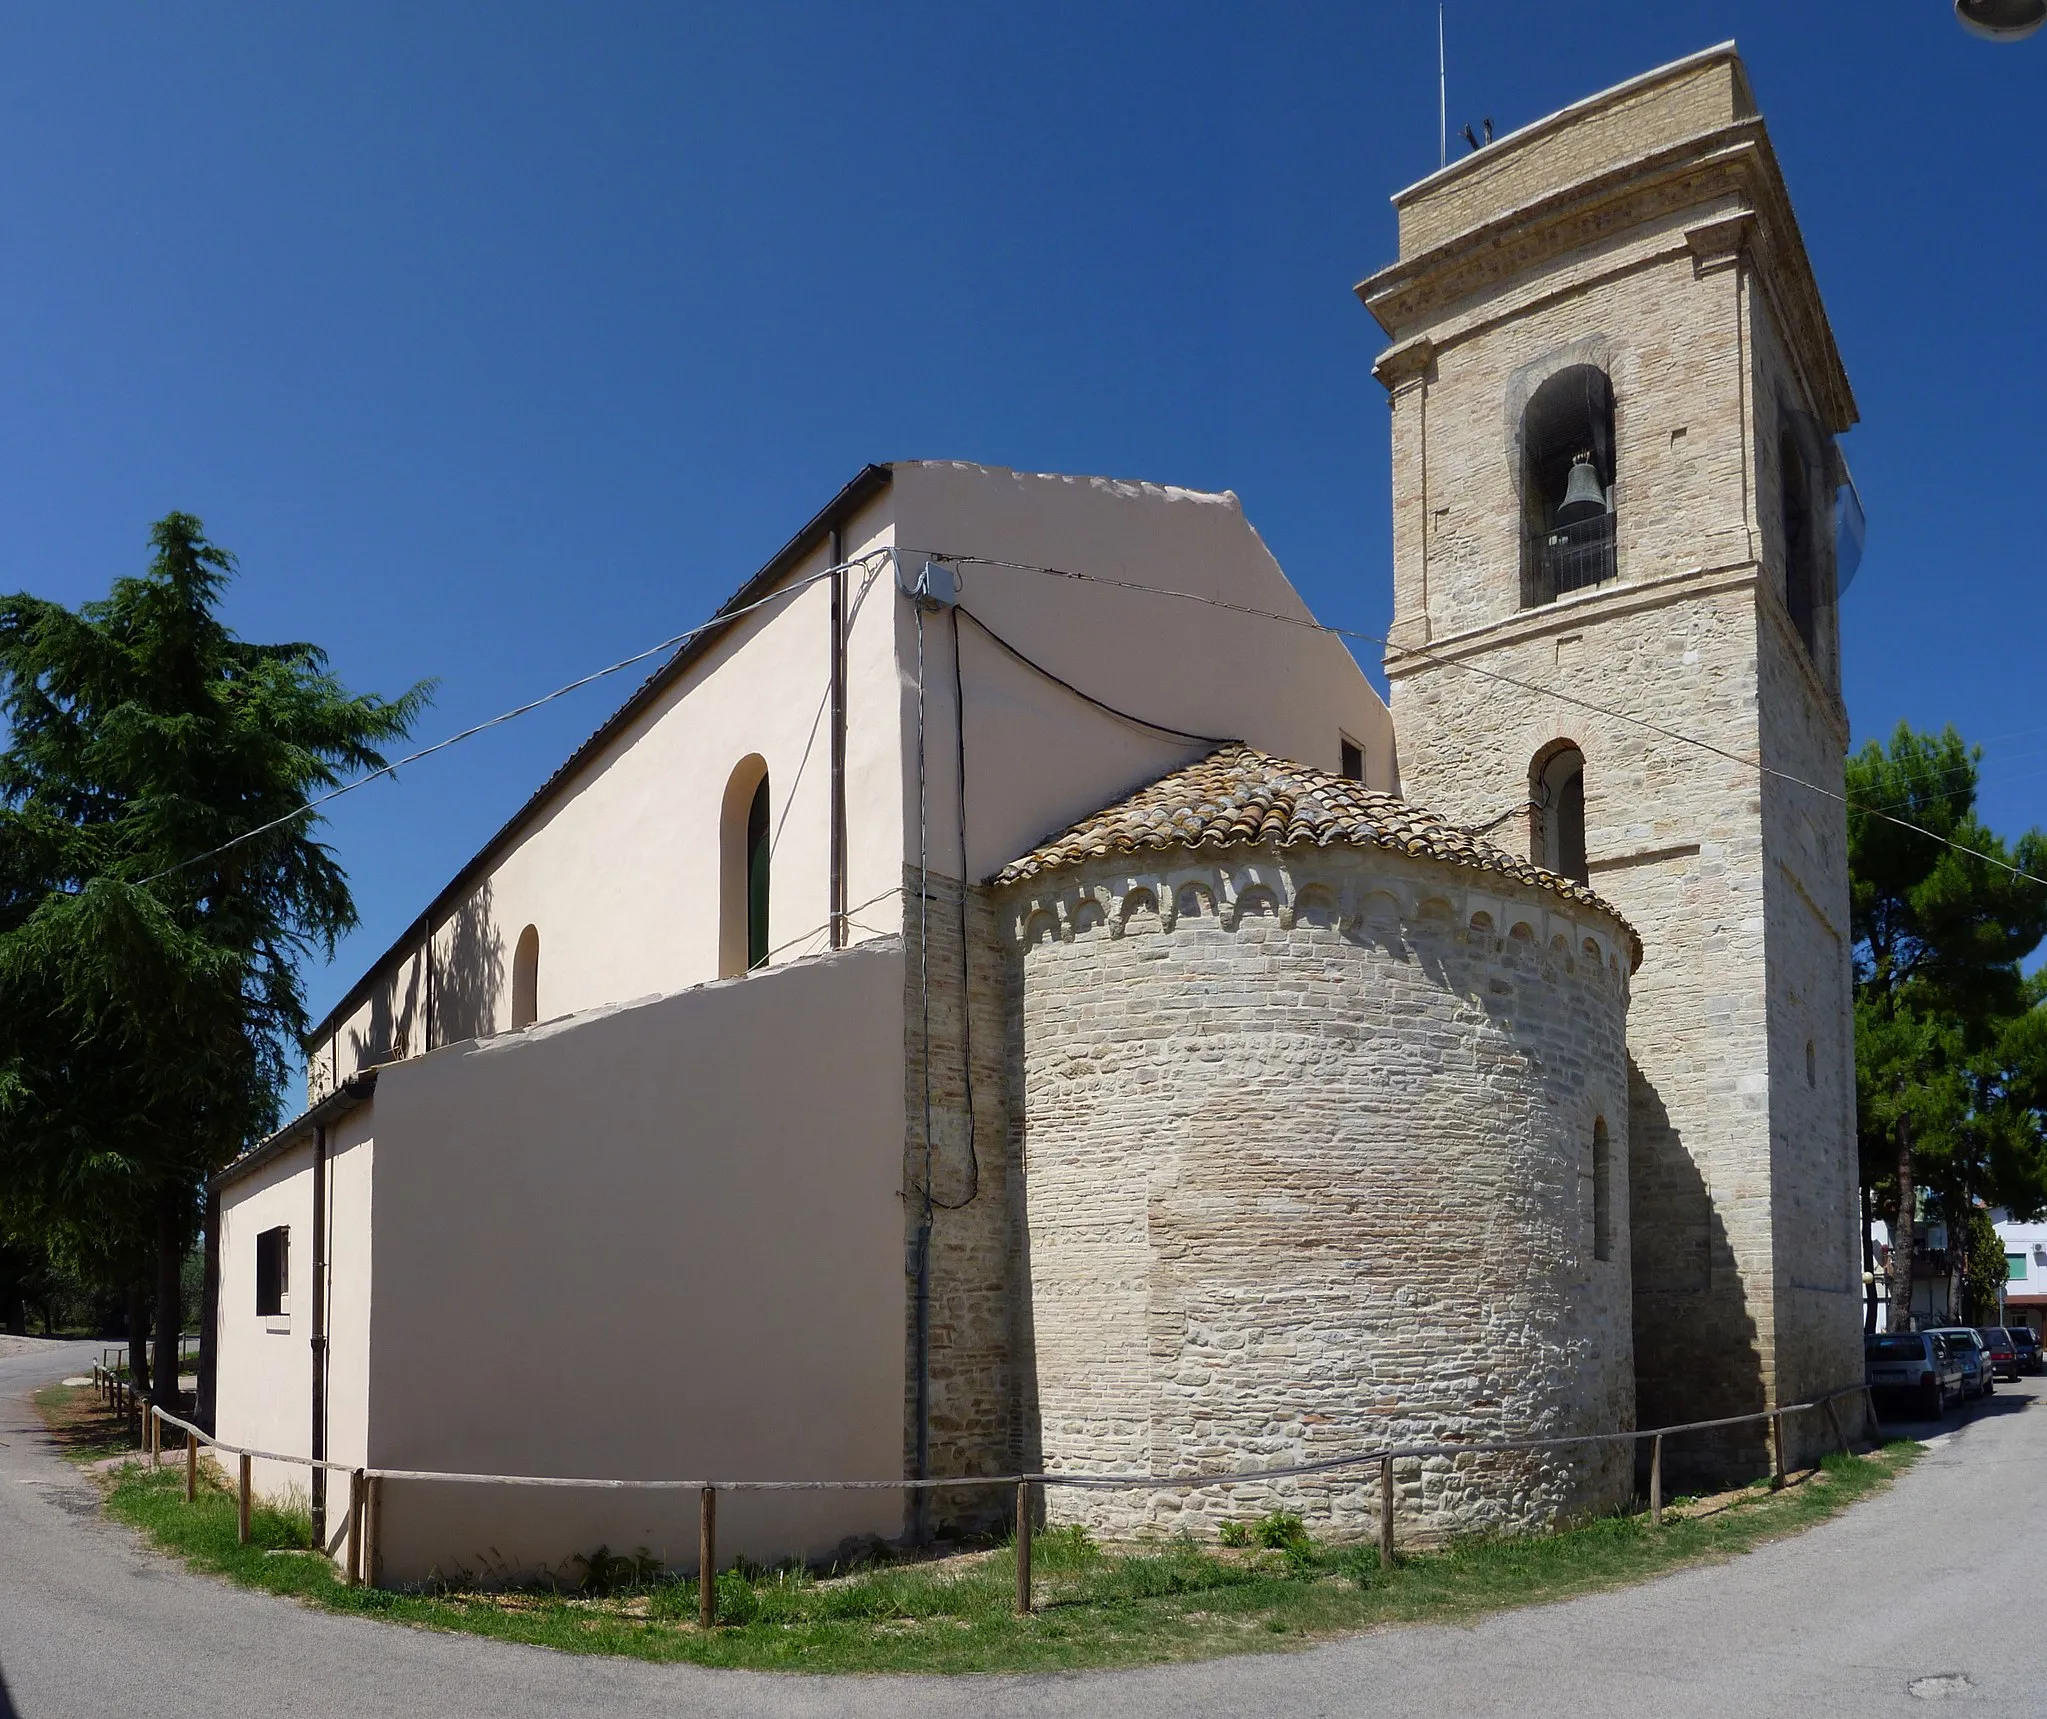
0 514 429 1411
1849 723 2047 1330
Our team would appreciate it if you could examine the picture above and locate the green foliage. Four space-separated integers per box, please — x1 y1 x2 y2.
1253 1510 1309 1552
0 514 430 1302
1848 724 2047 1271
1958 1207 2009 1324
1217 1519 1251 1548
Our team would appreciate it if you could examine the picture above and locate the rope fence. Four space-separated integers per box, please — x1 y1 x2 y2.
116 1380 1881 1620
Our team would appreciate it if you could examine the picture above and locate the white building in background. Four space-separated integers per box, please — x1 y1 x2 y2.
1865 1212 2047 1335
1994 1215 2047 1336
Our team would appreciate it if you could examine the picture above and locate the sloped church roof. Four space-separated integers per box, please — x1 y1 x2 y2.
996 743 1640 965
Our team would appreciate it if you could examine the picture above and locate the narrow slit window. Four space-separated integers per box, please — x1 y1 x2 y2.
255 1225 289 1318
1592 1118 1612 1263
720 756 772 979
746 774 771 969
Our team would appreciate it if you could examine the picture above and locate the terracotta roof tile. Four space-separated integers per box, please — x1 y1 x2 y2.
994 743 1641 967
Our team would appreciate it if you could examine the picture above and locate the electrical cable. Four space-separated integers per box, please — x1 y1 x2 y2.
1457 801 1535 839
912 597 934 1525
933 551 2045 890
931 604 979 1212
133 550 893 888
952 605 1234 748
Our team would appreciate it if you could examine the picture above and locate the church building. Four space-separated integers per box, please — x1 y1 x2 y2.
212 43 1865 1583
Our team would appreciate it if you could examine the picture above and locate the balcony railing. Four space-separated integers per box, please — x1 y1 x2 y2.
1526 510 1617 604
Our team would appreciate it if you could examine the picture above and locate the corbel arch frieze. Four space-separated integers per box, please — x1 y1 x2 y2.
998 848 1631 991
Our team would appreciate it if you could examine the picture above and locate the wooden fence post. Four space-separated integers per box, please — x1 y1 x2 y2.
185 1425 197 1503
1378 1455 1395 1570
1769 1411 1786 1488
149 1406 160 1469
345 1470 364 1586
1016 1480 1033 1615
1863 1385 1883 1441
698 1487 717 1630
365 1475 383 1589
237 1454 252 1545
1649 1433 1663 1528
1823 1395 1850 1457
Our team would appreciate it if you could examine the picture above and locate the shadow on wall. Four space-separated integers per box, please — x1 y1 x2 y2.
432 883 506 1049
1628 1054 1765 1487
351 948 423 1071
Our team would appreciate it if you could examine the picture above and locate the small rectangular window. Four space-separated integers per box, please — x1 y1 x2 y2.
2009 1253 2028 1282
1339 737 1365 783
256 1226 290 1318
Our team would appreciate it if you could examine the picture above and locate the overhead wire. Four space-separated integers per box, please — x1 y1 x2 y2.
133 549 894 889
954 605 1235 749
930 551 2046 890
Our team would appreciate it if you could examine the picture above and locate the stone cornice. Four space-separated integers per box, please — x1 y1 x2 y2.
1384 561 1763 676
1384 558 1850 757
1358 123 1855 435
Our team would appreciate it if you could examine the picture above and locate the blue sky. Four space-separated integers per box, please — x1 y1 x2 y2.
0 2 2041 1028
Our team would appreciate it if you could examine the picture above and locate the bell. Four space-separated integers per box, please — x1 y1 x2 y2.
1555 459 1608 527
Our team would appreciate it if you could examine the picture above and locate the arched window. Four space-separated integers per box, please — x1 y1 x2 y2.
1530 743 1588 886
1520 364 1617 605
719 755 771 978
1780 422 1818 657
746 775 770 970
511 924 539 1029
1592 1117 1612 1262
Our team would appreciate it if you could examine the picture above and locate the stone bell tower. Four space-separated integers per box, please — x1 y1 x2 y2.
1357 45 1864 1472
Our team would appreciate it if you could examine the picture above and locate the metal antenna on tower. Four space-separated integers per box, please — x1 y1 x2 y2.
1438 5 1447 169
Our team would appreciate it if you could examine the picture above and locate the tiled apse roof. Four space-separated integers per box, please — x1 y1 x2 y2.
995 743 1641 965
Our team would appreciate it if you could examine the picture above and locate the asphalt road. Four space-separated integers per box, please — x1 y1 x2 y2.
2 1336 2040 1718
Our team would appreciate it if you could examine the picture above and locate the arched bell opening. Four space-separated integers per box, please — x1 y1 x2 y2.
1520 365 1617 606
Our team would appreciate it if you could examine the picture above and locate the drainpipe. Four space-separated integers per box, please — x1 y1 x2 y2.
310 1124 327 1545
830 524 847 948
913 1220 931 1542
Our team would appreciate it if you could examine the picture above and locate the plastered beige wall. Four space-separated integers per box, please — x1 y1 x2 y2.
891 463 1396 885
311 464 1394 1104
362 940 906 1583
215 1112 373 1544
312 497 904 1097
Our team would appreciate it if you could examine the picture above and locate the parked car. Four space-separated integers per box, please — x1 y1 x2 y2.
1865 1331 1965 1418
1976 1327 2022 1381
1929 1327 1993 1398
2010 1327 2044 1375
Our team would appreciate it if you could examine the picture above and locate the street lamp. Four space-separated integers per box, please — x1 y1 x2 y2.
1956 0 2047 40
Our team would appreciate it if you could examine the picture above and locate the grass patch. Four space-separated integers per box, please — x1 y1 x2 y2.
32 1381 141 1465
41 1388 1919 1674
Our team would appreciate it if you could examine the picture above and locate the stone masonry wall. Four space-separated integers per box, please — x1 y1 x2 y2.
1002 843 1635 1545
899 865 1018 1539
1376 206 1867 1476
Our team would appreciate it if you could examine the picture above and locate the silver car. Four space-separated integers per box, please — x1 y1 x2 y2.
1927 1327 1994 1399
1866 1331 1964 1417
